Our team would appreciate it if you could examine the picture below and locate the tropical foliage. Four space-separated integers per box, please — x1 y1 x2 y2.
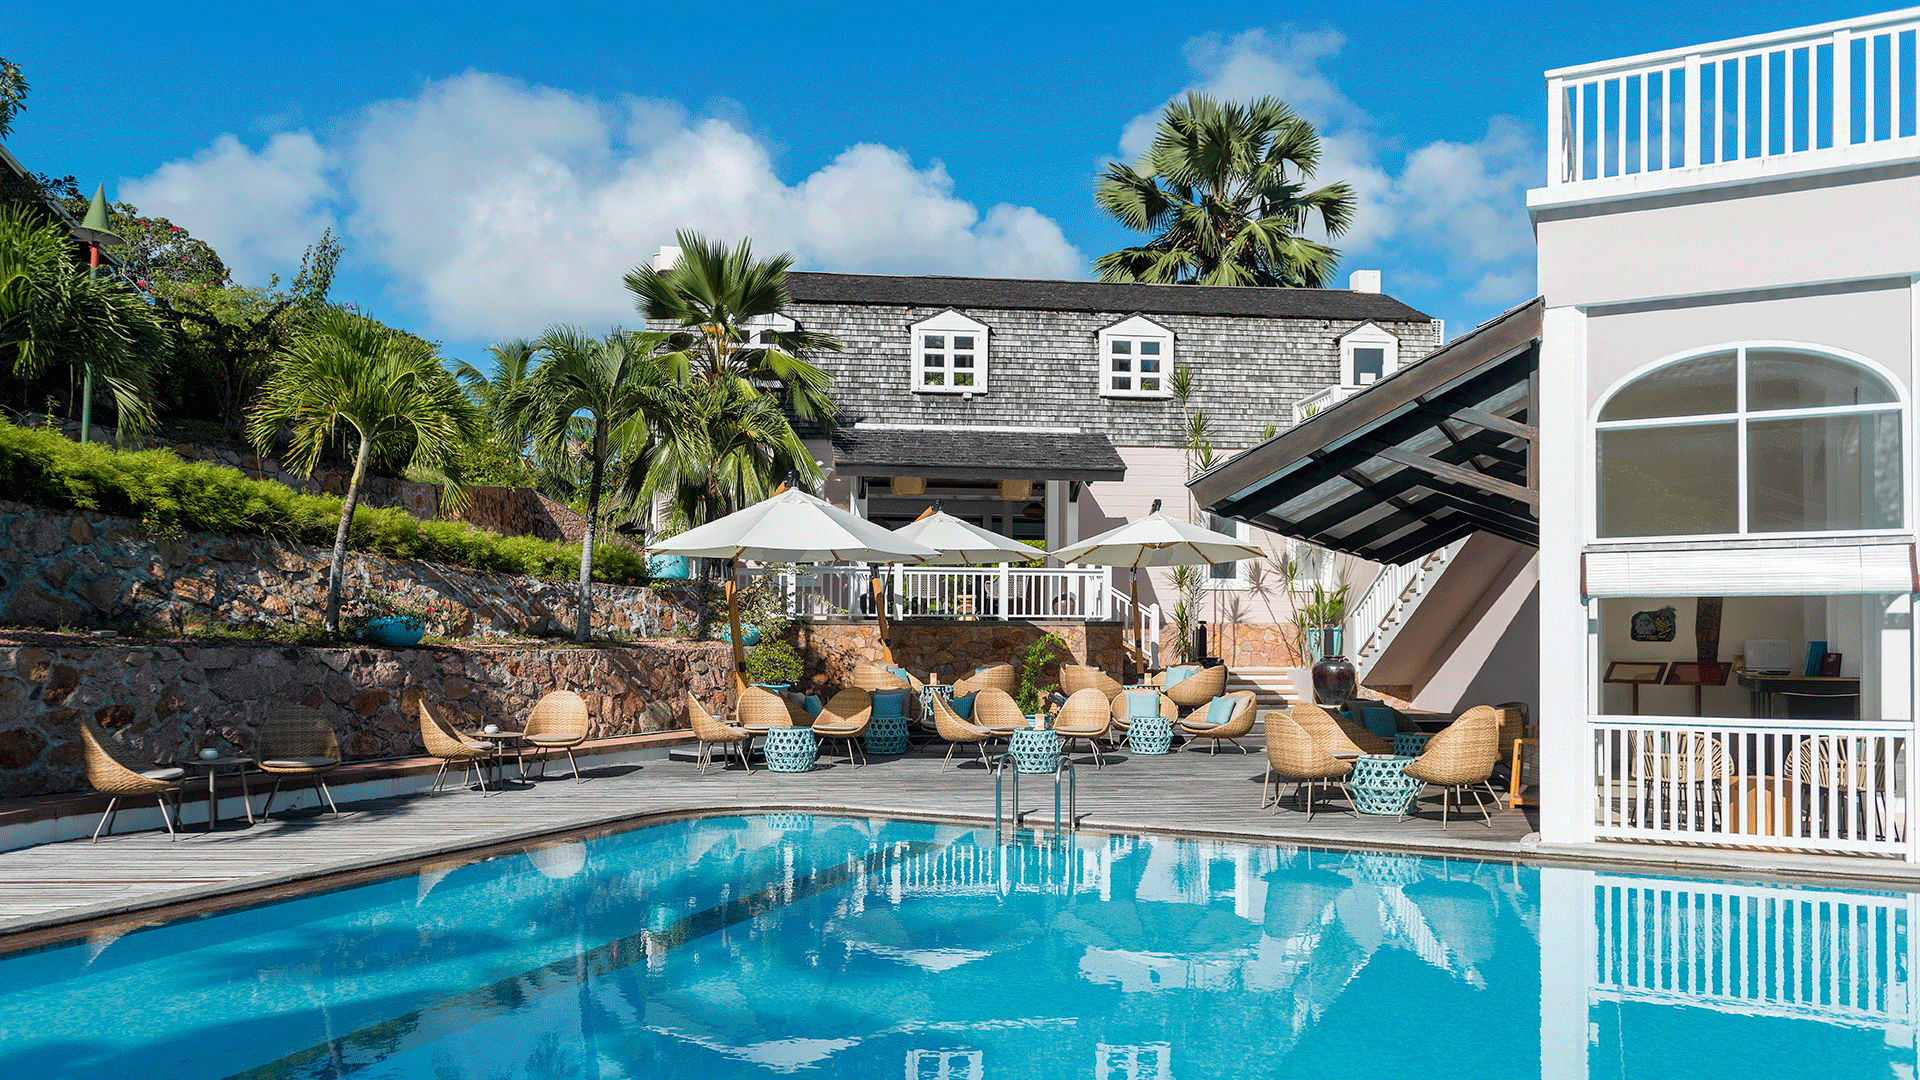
1095 92 1355 288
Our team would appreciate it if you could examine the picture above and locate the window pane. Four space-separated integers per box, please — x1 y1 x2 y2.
1598 352 1737 420
955 373 974 386
1746 349 1898 411
1207 515 1239 579
1140 377 1160 391
953 336 974 350
1111 340 1131 354
924 335 945 349
1113 357 1131 373
1140 358 1159 373
1749 412 1904 531
1112 377 1131 390
924 372 945 385
1140 341 1161 355
953 354 972 368
1597 423 1739 536
925 355 944 368
1353 347 1385 383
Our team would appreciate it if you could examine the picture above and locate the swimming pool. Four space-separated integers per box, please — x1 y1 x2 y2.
0 815 1910 1078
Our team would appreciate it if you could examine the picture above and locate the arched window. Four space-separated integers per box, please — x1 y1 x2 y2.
1595 345 1905 538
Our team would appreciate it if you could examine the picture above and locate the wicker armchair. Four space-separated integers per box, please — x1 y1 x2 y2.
811 688 874 768
1793 735 1894 842
953 663 1017 696
852 663 923 720
418 700 496 796
1264 711 1354 820
1178 691 1257 754
737 685 804 730
1109 688 1177 747
1053 688 1113 768
1290 702 1393 758
931 692 995 768
1402 705 1503 828
524 690 591 783
1160 664 1228 712
971 688 1026 735
77 713 186 842
258 707 344 815
687 691 751 774
1061 664 1123 699
1634 729 1727 830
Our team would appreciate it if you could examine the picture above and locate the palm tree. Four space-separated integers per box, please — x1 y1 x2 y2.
1095 93 1356 288
506 326 671 643
629 375 818 530
247 308 482 635
623 231 840 435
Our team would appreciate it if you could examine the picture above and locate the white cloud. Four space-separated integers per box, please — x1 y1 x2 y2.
120 73 1082 339
118 131 335 285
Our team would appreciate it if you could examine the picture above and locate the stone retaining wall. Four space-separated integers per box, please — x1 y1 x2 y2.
0 638 731 799
0 500 701 639
793 620 1128 692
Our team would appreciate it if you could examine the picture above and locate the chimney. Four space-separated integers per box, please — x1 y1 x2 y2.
1348 270 1381 294
652 246 682 272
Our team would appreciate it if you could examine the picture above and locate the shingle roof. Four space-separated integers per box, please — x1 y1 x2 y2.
786 271 1433 323
833 426 1127 483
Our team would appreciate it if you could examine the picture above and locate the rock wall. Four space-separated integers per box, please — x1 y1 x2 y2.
0 637 731 799
0 500 701 639
793 620 1127 692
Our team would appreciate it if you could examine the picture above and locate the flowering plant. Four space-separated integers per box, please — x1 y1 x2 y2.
343 588 446 637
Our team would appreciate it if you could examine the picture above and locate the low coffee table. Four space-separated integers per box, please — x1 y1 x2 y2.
470 730 525 786
764 727 818 773
1351 754 1423 816
1127 715 1174 755
1008 724 1062 773
177 755 255 830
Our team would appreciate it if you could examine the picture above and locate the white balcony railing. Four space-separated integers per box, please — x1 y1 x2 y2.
1545 8 1920 194
746 565 1118 622
1345 540 1463 678
1293 384 1357 421
1590 716 1911 857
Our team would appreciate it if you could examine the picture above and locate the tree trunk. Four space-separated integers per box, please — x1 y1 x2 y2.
575 419 608 644
326 436 374 636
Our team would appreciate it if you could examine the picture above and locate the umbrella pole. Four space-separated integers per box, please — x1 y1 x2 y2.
872 565 894 664
726 559 747 698
1130 569 1143 680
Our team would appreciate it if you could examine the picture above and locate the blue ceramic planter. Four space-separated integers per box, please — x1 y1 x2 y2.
363 616 425 647
648 554 690 579
716 624 762 646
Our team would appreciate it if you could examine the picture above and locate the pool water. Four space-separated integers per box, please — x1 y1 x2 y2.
0 815 1911 1079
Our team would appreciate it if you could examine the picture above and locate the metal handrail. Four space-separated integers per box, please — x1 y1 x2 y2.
992 753 1018 840
1053 756 1077 839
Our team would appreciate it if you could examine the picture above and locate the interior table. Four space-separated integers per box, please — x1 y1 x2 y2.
1735 672 1860 719
176 756 255 830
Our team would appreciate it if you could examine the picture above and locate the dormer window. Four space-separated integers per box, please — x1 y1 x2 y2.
911 310 990 393
739 312 796 346
1338 323 1400 387
1098 315 1174 398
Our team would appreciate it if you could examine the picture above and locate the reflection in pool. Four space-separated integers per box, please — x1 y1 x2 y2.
0 815 1909 1078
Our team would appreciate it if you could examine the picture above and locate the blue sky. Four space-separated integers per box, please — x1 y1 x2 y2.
2 1 1890 363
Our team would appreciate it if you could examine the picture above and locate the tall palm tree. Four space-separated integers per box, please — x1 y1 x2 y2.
248 308 482 635
1095 93 1356 288
506 326 671 643
628 376 817 531
623 231 840 435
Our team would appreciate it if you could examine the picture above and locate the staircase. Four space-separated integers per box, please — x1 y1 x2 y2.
1345 540 1466 681
1225 667 1298 708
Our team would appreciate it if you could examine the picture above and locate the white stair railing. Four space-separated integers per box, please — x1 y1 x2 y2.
1344 540 1464 678
743 565 1116 622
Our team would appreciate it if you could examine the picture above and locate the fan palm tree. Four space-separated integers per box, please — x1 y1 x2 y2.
505 326 672 643
247 308 483 635
1095 93 1355 288
623 230 840 435
628 375 818 531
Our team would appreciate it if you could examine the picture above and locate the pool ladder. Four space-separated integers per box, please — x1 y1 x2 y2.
992 753 1077 842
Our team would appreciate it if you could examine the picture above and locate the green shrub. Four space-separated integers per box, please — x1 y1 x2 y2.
745 638 804 686
0 421 646 585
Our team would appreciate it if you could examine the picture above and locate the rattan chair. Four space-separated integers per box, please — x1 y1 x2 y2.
953 663 1017 696
1053 688 1113 768
258 707 344 815
971 688 1026 735
851 663 923 721
418 700 496 796
811 688 874 767
1109 688 1178 747
1793 735 1895 842
931 692 995 768
1159 664 1228 713
77 713 186 842
1178 691 1257 754
1061 664 1124 699
523 690 591 783
1263 711 1354 820
1633 729 1726 830
687 691 752 774
1289 702 1391 758
1402 705 1503 828
737 685 804 730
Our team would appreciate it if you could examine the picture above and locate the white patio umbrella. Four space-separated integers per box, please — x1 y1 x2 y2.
890 504 1038 565
1047 500 1264 674
648 487 937 690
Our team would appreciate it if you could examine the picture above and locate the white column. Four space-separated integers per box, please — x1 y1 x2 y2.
1044 480 1067 564
1538 304 1591 847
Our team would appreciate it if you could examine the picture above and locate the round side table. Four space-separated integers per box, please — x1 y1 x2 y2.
763 727 818 773
1127 715 1174 755
864 712 910 755
1393 731 1435 757
1351 754 1423 816
1008 726 1061 773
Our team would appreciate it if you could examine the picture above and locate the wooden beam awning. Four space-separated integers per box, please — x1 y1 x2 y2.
1189 297 1544 566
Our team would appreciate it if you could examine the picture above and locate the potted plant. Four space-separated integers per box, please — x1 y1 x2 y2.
1297 582 1352 706
344 588 444 647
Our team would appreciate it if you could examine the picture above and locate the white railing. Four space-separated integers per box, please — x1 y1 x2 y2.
1110 588 1162 668
1293 384 1356 421
1592 873 1915 1030
747 565 1115 621
1346 540 1463 677
1589 717 1911 856
1546 9 1920 192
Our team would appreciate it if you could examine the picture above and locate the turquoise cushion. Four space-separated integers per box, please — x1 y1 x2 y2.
1360 706 1397 739
887 665 912 684
1162 666 1197 689
1126 690 1161 719
871 690 906 720
1204 695 1238 726
948 692 976 719
802 695 824 718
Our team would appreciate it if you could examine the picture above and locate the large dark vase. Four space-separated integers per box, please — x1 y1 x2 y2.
1312 653 1357 708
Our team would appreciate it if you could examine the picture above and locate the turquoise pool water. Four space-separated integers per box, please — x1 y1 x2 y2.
0 815 1911 1079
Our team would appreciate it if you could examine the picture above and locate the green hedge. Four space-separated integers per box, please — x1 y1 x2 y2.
0 422 649 585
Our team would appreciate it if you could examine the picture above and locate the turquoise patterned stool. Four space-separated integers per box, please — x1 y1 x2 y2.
918 684 954 721
762 728 818 773
1351 754 1423 816
1008 726 1062 774
1393 731 1435 757
1127 715 1174 755
865 712 910 755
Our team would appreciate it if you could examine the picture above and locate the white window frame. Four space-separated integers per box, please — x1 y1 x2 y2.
910 310 989 394
1338 322 1400 388
1204 514 1252 590
739 312 795 347
1587 341 1911 544
1098 315 1174 398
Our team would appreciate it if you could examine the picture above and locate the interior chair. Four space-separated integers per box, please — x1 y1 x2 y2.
931 692 995 768
1289 701 1393 758
523 690 591 783
1793 734 1894 843
687 691 752 775
1402 706 1503 829
1263 712 1354 821
811 688 874 767
418 700 497 796
1179 691 1257 754
1632 729 1725 832
258 707 344 815
1053 688 1114 768
77 713 185 842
